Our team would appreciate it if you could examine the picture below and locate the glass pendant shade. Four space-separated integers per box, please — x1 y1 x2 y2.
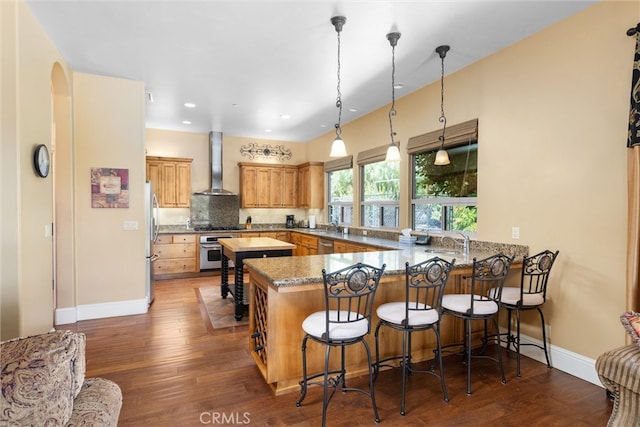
434 148 450 165
385 143 400 162
330 137 347 157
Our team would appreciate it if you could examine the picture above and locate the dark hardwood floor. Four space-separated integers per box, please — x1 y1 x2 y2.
67 276 612 426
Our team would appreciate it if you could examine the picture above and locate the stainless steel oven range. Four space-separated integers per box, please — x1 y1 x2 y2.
199 235 234 271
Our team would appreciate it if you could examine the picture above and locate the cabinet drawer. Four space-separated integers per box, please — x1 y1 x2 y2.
173 234 196 243
153 259 197 274
300 235 317 249
154 243 196 258
156 234 173 244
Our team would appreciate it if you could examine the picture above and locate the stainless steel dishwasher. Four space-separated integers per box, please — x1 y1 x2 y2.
318 238 334 254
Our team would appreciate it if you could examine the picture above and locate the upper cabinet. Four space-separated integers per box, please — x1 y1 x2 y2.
238 164 270 208
238 163 299 208
146 156 193 208
297 162 324 209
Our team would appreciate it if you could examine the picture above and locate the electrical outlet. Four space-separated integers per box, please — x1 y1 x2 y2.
511 226 520 239
362 230 367 236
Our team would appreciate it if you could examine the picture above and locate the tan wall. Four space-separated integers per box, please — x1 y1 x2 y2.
73 73 146 305
307 1 635 359
1 0 72 339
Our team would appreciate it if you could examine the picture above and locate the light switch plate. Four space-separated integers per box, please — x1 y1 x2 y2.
123 220 139 230
511 226 520 239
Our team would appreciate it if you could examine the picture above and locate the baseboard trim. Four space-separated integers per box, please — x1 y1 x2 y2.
55 298 148 325
499 327 603 388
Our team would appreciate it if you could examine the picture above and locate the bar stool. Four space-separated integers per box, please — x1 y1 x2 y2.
492 249 559 377
440 253 514 395
373 257 455 415
296 262 386 427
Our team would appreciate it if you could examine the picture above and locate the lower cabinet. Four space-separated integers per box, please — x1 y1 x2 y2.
153 234 198 276
334 241 368 253
290 232 317 256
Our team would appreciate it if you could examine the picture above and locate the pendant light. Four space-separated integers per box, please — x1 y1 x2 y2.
385 32 401 162
329 16 347 157
434 45 451 166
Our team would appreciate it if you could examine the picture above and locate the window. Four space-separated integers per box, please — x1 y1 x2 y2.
409 119 478 233
325 156 353 225
358 145 400 229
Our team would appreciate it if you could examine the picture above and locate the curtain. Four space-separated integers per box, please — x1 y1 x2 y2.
627 27 640 312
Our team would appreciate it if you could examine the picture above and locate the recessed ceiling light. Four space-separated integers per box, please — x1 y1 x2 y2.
280 114 291 119
232 103 240 108
264 129 272 133
320 124 328 128
348 107 359 112
184 102 196 108
394 83 404 89
182 120 192 125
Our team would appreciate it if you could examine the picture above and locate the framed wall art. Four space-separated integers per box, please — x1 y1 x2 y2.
91 167 129 208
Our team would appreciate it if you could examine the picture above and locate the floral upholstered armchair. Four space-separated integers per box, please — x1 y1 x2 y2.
1 330 122 426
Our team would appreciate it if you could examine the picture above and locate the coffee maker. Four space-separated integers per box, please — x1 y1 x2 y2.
286 215 295 229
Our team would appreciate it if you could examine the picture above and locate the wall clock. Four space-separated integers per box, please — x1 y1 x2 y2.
33 144 50 178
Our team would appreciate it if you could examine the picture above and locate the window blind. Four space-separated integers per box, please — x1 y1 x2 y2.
356 144 396 165
324 155 353 173
407 119 478 154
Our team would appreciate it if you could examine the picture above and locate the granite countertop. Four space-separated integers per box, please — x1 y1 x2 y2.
159 224 527 287
244 245 524 290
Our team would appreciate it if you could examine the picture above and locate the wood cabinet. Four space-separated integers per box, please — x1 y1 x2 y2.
241 231 289 242
297 162 324 209
257 231 289 241
334 241 368 254
269 167 298 208
153 234 198 275
238 163 298 208
146 156 192 208
290 232 317 256
239 161 323 209
239 165 269 208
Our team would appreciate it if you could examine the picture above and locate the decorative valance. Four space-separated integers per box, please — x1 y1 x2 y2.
324 155 353 172
407 119 478 154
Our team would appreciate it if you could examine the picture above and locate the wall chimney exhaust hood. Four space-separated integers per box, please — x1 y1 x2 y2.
195 131 237 195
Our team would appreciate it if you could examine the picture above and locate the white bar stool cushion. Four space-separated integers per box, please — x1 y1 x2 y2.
302 311 369 340
376 302 439 326
442 294 498 315
493 287 544 307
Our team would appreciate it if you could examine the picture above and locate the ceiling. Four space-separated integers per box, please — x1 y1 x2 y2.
26 0 597 143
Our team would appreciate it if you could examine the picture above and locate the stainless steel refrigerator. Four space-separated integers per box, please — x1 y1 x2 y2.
145 181 159 305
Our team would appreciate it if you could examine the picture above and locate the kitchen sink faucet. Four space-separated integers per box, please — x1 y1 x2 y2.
442 233 470 256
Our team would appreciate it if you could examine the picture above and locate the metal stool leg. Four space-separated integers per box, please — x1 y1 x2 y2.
537 307 551 368
361 338 381 423
296 335 309 406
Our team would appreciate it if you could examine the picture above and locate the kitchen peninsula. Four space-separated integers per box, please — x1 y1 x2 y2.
243 243 527 395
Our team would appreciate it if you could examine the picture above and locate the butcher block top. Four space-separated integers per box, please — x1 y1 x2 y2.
219 237 295 253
